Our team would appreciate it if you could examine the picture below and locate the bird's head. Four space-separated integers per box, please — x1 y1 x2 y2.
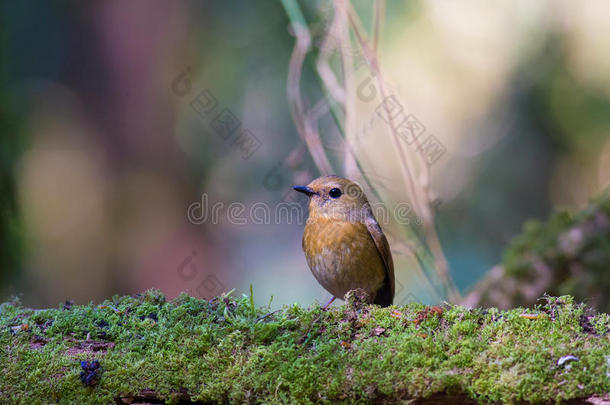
293 175 370 222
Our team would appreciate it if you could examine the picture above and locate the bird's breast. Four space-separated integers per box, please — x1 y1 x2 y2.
302 216 385 299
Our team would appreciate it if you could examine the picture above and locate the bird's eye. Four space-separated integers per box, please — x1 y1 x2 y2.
329 188 342 198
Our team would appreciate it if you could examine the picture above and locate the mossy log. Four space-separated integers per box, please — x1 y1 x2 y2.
1 290 608 404
463 187 610 312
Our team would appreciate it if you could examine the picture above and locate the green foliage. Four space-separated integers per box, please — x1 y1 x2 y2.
0 290 608 404
502 187 610 311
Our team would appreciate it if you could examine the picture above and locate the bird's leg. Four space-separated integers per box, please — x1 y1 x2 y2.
322 296 336 310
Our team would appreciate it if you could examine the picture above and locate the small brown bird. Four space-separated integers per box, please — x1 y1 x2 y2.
294 175 394 307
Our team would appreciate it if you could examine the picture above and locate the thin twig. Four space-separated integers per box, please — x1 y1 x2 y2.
345 2 460 301
287 22 334 175
372 0 385 52
256 309 282 323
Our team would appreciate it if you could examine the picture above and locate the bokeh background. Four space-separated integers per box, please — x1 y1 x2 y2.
1 0 609 309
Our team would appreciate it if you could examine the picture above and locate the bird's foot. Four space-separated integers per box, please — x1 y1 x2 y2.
321 296 336 310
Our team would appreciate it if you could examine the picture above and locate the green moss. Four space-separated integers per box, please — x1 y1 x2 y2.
0 291 608 404
504 188 610 310
469 187 610 312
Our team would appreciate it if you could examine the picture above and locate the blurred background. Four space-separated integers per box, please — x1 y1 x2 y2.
1 0 609 309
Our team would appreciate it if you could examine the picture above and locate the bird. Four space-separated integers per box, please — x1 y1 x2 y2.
293 175 394 307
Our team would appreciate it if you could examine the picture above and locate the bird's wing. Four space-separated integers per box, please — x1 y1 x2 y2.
364 215 395 299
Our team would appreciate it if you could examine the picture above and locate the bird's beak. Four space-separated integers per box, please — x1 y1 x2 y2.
293 185 316 197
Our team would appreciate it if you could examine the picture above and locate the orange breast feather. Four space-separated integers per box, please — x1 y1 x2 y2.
302 216 386 299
